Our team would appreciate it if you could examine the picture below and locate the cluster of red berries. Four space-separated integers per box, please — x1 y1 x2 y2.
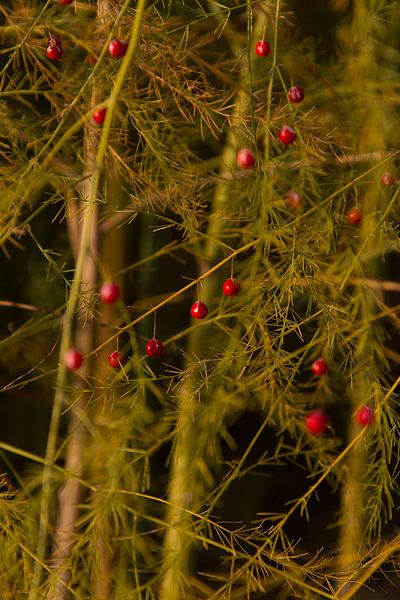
294 172 393 432
48 4 128 123
236 40 305 165
47 31 127 63
305 405 375 436
304 358 376 434
251 39 396 226
341 185 394 225
64 276 240 370
279 79 303 143
286 172 394 217
59 31 384 441
236 133 298 170
286 192 364 223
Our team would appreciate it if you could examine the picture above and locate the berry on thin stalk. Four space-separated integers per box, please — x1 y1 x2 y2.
190 301 208 319
93 108 107 125
222 278 240 296
100 281 120 304
287 190 302 208
279 126 297 145
255 40 271 57
348 206 362 225
108 351 126 368
288 86 305 104
46 45 63 61
64 348 83 370
311 358 328 376
60 0 74 4
108 39 128 58
355 405 375 427
305 410 329 435
145 338 165 358
236 148 255 169
380 172 395 186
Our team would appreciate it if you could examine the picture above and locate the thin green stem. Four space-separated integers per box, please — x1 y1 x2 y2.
263 0 280 177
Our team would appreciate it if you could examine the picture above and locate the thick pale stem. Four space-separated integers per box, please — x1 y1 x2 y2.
160 6 269 598
336 0 388 587
30 1 147 596
337 395 365 581
48 124 99 600
159 383 195 600
29 125 99 600
92 201 125 600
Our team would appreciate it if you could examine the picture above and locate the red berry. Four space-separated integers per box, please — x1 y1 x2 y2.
236 148 255 169
305 410 329 436
380 172 395 186
46 45 63 61
100 281 120 304
355 405 375 427
93 108 107 125
87 54 97 65
145 338 165 358
64 348 83 370
279 126 297 145
108 39 128 58
255 40 271 57
108 351 126 368
348 206 362 225
222 278 240 296
288 86 305 104
287 190 302 208
60 0 74 4
311 358 328 376
190 301 208 320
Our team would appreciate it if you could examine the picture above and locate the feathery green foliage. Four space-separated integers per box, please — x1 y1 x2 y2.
1 0 400 598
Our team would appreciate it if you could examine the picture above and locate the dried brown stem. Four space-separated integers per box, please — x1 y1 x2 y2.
336 0 388 587
159 5 265 597
0 472 18 492
0 300 38 311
